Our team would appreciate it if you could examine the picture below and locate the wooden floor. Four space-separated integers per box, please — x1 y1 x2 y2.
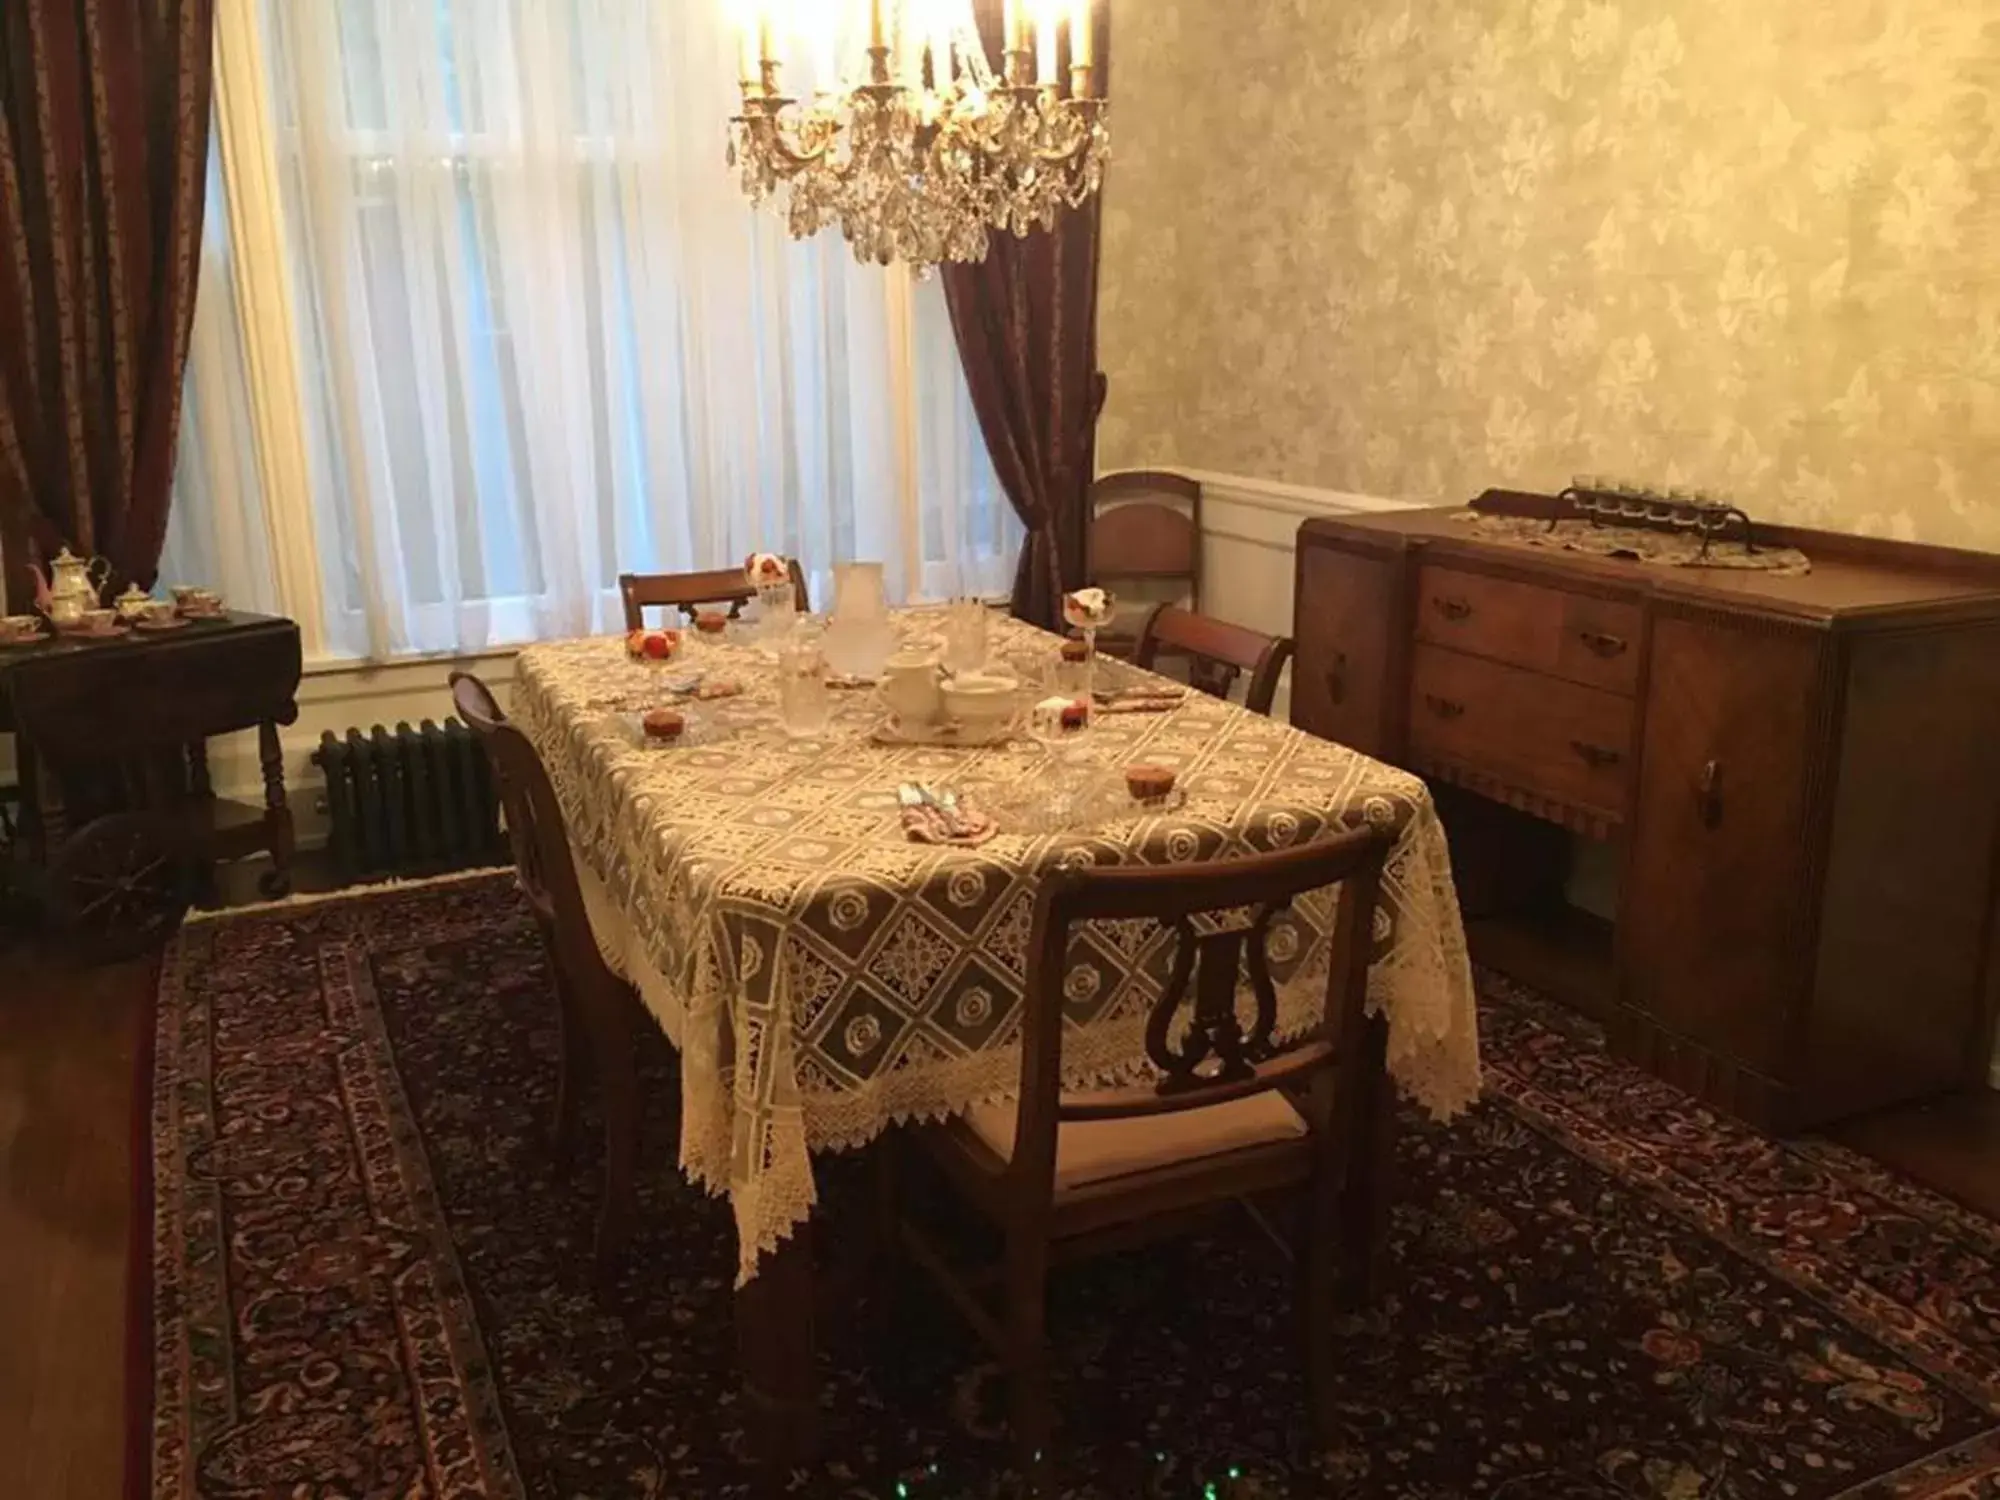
1 862 1995 1500
0 939 150 1500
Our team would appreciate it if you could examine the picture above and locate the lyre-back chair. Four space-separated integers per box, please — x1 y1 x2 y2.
895 822 1400 1482
449 671 641 1274
619 559 810 631
1133 603 1294 717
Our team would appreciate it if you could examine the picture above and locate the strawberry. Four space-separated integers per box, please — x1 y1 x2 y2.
642 630 676 659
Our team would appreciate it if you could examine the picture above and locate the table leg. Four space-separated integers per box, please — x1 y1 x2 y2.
257 720 294 898
735 1225 819 1491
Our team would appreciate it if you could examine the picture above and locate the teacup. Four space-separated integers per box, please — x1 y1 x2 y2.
880 646 946 726
80 607 118 634
139 600 178 626
941 671 1021 737
174 585 222 616
0 613 42 643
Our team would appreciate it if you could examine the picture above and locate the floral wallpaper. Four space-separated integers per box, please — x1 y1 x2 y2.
1098 0 2000 550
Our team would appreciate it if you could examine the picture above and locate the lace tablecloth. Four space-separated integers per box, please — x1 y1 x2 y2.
514 611 1480 1282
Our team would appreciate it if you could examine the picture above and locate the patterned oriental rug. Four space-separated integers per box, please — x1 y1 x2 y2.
139 875 2000 1499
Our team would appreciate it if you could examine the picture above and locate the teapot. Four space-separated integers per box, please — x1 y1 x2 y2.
880 642 946 726
32 545 111 627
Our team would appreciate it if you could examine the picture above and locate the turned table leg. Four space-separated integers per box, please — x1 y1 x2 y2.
257 720 294 898
735 1225 819 1494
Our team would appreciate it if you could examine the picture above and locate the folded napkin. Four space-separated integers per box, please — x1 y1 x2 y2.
900 796 998 846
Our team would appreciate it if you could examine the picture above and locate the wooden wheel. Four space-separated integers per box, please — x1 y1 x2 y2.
47 812 193 963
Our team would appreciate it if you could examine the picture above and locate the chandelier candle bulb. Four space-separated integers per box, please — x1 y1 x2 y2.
1070 0 1092 73
1034 0 1059 83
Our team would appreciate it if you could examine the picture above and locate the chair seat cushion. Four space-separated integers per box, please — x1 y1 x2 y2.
964 1089 1307 1192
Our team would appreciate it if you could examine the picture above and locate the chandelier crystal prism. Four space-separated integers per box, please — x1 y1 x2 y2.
727 1 1108 269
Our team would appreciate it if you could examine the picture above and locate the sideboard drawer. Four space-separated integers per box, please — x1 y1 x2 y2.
1407 644 1635 822
1415 564 1642 694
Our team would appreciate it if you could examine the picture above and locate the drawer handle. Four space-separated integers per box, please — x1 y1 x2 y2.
1696 759 1724 829
1570 740 1622 770
1431 596 1473 623
1577 629 1628 659
1326 651 1346 706
1422 694 1466 721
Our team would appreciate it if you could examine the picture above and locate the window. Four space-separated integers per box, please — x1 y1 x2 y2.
164 0 1016 662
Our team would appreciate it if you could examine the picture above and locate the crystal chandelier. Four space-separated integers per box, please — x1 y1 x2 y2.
727 1 1108 269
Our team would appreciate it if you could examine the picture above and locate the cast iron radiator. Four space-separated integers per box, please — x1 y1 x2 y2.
311 720 507 884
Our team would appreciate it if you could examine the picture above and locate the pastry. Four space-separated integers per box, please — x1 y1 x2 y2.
694 609 728 635
1124 763 1177 801
641 707 685 741
695 677 744 700
1059 636 1090 663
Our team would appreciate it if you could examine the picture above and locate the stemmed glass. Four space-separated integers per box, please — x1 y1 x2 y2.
941 596 989 674
1020 653 1097 828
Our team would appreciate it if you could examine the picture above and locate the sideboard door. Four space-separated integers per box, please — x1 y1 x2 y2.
1622 615 1825 1085
1291 538 1402 755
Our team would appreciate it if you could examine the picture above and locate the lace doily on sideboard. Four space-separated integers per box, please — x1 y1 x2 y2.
1454 512 1812 576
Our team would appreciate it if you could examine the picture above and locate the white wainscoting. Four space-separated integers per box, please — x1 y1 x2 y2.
1174 467 1422 721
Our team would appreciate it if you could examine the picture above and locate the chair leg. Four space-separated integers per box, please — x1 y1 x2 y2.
1302 1185 1342 1449
549 964 586 1169
1336 1019 1394 1309
1005 1235 1053 1493
591 1006 640 1280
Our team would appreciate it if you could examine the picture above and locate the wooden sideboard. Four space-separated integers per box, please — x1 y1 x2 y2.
1292 490 2000 1131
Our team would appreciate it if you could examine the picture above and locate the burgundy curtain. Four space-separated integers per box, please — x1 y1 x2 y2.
0 0 216 612
944 1 1108 630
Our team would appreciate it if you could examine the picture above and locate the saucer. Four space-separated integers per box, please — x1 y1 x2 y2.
135 615 192 632
175 606 226 621
54 620 128 638
0 632 45 649
870 716 1015 748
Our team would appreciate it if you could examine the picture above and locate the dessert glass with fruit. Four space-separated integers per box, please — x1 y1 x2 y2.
1058 587 1115 712
744 552 797 641
625 625 682 705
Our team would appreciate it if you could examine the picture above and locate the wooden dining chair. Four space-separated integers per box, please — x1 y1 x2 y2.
1087 470 1202 658
619 559 811 631
449 670 642 1276
1133 603 1293 717
890 824 1398 1482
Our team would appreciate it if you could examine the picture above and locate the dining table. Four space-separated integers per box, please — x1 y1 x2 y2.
511 604 1480 1478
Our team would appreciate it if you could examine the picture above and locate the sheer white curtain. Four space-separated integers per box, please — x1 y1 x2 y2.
161 130 283 618
171 0 1016 662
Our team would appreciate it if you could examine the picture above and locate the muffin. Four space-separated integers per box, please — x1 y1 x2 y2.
694 610 728 635
641 707 686 742
1059 636 1090 663
1124 763 1177 801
